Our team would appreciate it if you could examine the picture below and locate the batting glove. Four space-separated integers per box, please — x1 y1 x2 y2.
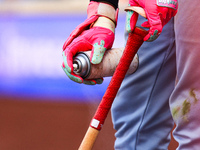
125 0 178 42
62 1 118 85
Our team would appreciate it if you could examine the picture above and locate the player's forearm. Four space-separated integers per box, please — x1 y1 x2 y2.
90 0 119 9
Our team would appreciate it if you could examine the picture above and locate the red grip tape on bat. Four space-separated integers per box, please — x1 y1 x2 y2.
90 27 148 130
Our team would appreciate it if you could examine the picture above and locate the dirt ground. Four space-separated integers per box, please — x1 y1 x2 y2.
0 96 178 150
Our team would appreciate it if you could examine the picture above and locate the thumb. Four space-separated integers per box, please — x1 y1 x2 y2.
90 40 107 64
126 10 139 33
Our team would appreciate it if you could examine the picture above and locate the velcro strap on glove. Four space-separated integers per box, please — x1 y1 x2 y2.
87 1 119 26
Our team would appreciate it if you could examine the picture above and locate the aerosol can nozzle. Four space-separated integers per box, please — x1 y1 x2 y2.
73 52 91 79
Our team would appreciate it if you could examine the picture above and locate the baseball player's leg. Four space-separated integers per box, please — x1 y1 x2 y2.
170 1 200 149
111 16 176 149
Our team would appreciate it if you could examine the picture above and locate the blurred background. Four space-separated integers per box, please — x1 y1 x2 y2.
0 0 177 149
0 0 127 149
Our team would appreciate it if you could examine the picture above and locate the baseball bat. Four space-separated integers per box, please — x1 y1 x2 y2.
78 7 148 150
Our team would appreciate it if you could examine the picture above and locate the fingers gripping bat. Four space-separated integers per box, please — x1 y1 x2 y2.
78 7 148 150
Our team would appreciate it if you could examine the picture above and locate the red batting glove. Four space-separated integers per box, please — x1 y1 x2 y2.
62 1 118 85
126 0 178 42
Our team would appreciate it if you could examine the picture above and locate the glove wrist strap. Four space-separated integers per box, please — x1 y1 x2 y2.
92 16 115 33
87 1 119 26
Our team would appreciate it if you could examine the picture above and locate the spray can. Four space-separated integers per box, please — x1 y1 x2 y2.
73 48 139 79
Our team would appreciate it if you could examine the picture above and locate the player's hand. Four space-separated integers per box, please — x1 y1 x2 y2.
125 0 178 42
62 1 118 85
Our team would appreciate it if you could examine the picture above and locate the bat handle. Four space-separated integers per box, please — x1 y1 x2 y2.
78 127 99 150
